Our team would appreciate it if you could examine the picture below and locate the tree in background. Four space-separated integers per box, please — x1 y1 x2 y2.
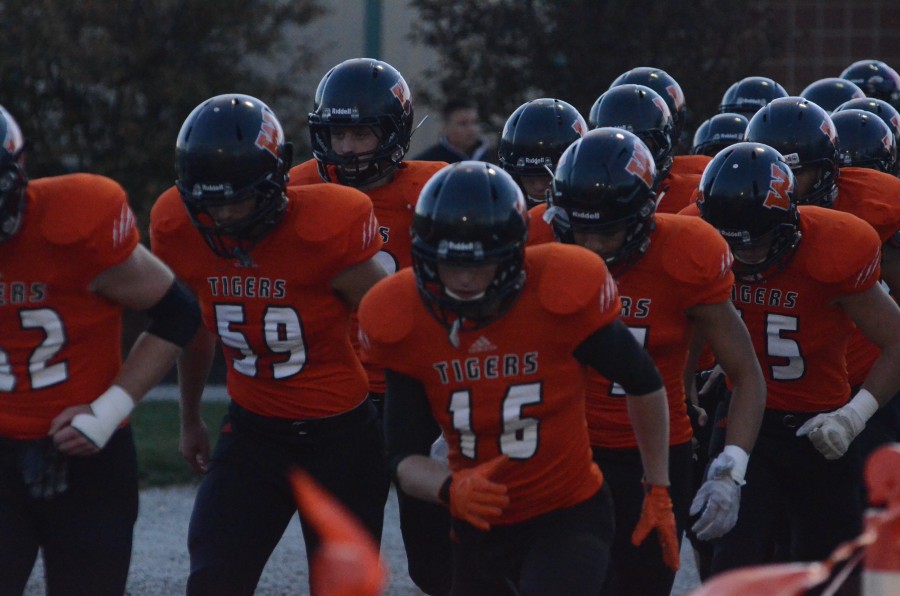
409 0 789 147
0 0 323 224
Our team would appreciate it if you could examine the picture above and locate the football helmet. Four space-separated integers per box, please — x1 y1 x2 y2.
833 97 900 155
799 77 866 113
175 94 291 262
840 60 900 107
549 127 657 273
411 161 528 336
0 105 27 243
691 113 750 157
589 84 675 179
697 142 801 283
745 97 840 207
831 109 898 174
498 98 587 205
719 76 789 117
308 58 414 187
610 66 687 148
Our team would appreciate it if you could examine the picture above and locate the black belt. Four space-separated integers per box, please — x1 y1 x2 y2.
761 408 827 429
229 399 373 437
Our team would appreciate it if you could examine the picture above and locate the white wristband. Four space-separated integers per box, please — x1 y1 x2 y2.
70 385 135 448
845 389 879 424
722 444 750 485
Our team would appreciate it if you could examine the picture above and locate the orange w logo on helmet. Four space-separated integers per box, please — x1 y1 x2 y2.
763 163 792 210
625 143 655 188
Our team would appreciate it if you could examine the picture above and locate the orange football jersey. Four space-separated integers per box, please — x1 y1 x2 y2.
150 183 382 419
587 214 734 448
735 206 881 411
654 155 710 214
289 158 447 393
526 202 556 247
833 168 900 387
359 243 620 524
0 174 139 439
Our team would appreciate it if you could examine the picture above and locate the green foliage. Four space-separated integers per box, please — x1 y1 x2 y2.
0 0 323 228
131 400 229 487
409 0 790 142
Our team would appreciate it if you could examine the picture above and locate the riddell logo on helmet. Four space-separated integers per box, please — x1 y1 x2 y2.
738 97 766 106
572 211 601 220
719 229 751 242
519 156 551 166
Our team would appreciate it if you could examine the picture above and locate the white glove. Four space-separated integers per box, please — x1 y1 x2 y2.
796 390 878 460
689 446 747 541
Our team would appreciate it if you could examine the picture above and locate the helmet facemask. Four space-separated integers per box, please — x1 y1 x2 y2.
412 239 526 345
309 120 408 188
724 221 802 283
178 172 287 266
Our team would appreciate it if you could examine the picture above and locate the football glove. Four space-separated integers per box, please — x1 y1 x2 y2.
796 390 878 460
690 449 746 540
446 455 509 531
632 484 680 571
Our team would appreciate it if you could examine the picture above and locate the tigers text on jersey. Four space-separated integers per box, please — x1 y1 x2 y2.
359 243 620 524
0 174 139 438
740 206 881 411
289 159 447 393
150 183 382 419
584 214 734 449
832 168 900 387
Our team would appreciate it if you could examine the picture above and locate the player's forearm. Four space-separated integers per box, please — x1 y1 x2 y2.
396 454 451 504
112 332 182 403
722 367 766 453
178 327 217 424
627 388 670 487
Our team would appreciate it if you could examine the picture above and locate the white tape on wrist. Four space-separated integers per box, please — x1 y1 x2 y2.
846 389 879 425
722 444 749 485
70 385 135 448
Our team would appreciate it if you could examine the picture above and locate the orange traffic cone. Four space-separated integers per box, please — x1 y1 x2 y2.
862 444 900 596
289 469 388 596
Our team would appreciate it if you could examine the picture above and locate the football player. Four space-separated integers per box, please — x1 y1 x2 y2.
833 97 900 171
831 108 898 174
691 113 749 157
150 94 388 595
610 66 689 152
498 98 587 208
698 142 900 572
294 58 451 595
0 105 200 595
359 161 676 595
536 128 766 596
589 84 707 214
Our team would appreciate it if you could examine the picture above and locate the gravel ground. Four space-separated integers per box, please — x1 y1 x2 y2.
24 484 700 595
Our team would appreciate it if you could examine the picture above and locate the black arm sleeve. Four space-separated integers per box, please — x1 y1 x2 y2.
573 319 664 397
384 368 443 483
145 279 201 347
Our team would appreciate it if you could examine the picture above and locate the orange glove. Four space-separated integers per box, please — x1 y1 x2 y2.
631 484 680 572
445 455 510 531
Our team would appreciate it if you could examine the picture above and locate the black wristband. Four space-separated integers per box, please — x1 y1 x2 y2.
438 475 452 505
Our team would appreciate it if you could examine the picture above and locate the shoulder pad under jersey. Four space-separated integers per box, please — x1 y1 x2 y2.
358 270 418 345
288 183 375 243
836 168 900 243
534 243 610 314
800 206 882 284
36 174 133 246
660 215 733 285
